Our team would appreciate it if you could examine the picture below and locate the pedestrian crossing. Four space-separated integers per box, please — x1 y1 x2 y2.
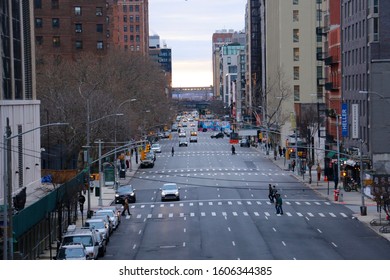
124 199 350 219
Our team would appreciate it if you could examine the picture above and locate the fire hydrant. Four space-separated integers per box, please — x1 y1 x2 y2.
333 189 340 201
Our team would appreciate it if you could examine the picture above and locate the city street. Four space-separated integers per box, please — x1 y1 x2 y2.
103 128 390 260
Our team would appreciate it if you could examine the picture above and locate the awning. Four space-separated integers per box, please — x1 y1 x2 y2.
326 151 336 158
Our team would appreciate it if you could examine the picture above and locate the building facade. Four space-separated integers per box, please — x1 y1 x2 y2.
149 35 172 90
34 0 112 59
0 0 40 206
341 0 390 173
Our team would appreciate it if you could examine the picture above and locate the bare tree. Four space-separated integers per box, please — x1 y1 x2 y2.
37 50 171 169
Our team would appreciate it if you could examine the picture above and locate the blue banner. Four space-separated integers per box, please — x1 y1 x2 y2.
341 103 348 137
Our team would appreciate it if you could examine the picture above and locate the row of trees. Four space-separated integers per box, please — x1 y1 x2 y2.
36 50 174 169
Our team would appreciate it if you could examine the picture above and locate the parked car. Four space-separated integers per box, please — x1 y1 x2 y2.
54 243 90 260
179 139 188 147
211 132 224 139
115 184 136 204
151 143 162 153
160 183 180 201
84 218 110 241
95 231 107 258
60 225 100 260
95 208 120 229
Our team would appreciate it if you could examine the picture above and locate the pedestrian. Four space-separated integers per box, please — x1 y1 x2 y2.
282 147 286 157
268 184 275 203
275 193 283 215
171 146 174 157
316 163 322 182
279 146 282 157
274 148 277 160
121 198 131 216
291 159 296 172
231 145 236 155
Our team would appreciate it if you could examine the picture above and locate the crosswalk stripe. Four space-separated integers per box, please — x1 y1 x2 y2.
211 212 216 216
308 212 314 217
319 213 325 217
243 212 249 216
329 212 336 217
265 212 270 216
254 212 259 216
180 213 184 217
147 214 152 218
199 202 203 206
340 213 348 218
305 202 311 205
297 212 303 217
201 212 206 216
247 201 252 205
232 212 238 216
286 212 292 216
222 212 227 216
190 213 195 217
158 213 163 218
136 214 142 219
169 213 173 218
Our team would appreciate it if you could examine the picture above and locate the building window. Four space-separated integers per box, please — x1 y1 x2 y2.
130 16 134 22
124 35 128 42
294 85 301 101
124 25 128 32
130 35 134 42
293 66 299 80
123 15 127 22
136 35 140 42
293 10 299 22
34 0 42 9
294 85 300 101
52 18 60 28
136 16 140 23
75 41 83 49
135 5 140 12
75 23 82 33
123 5 127 12
96 24 103 33
74 6 81 16
97 41 104 50
36 36 43 45
293 48 299 61
52 36 60 47
51 0 59 9
129 5 133 12
135 25 140 33
130 25 134 32
35 18 43 28
293 0 299 4
293 29 299 42
96 7 103 16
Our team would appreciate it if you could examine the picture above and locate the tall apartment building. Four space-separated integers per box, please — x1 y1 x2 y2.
34 0 112 59
111 0 149 54
341 0 390 173
261 0 320 148
149 35 172 90
0 0 40 208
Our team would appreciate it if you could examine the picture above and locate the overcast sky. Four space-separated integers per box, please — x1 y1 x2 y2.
149 0 247 88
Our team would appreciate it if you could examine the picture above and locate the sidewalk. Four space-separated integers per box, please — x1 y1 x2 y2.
36 156 140 260
259 146 390 242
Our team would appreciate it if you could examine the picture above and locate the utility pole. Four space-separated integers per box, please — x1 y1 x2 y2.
3 118 12 259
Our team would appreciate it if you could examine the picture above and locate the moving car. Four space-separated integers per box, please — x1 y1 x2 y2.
115 184 136 204
211 132 224 139
179 131 186 137
151 143 162 153
160 183 180 201
179 139 188 147
240 138 250 147
189 135 198 143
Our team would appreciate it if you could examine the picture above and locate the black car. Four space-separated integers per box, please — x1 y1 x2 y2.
115 184 136 204
211 132 224 139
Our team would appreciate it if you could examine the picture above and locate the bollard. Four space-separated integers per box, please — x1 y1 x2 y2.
333 189 339 201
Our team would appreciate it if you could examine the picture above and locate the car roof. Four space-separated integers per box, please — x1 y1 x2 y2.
163 183 177 187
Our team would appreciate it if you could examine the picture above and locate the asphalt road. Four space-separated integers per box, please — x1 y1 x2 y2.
103 127 390 260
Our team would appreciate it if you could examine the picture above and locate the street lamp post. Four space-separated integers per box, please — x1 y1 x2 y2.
114 98 137 161
2 120 68 260
85 108 124 216
336 114 343 202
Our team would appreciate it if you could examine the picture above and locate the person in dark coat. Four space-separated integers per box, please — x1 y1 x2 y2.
275 193 283 215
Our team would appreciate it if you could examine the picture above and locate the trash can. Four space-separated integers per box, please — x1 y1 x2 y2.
119 169 126 179
95 185 100 197
333 189 339 201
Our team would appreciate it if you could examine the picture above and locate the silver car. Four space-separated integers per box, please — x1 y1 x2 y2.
160 183 180 201
85 218 110 242
95 209 120 230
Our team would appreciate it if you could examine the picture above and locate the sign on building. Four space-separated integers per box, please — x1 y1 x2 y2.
341 103 348 137
351 103 359 139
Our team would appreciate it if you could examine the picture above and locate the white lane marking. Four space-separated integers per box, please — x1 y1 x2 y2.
199 202 203 206
180 213 184 217
183 228 186 233
222 212 227 216
169 213 173 218
297 212 303 217
136 214 141 219
201 212 206 216
265 212 270 217
228 201 232 205
232 212 238 216
282 241 287 247
170 204 174 207
308 212 314 217
247 201 252 205
147 214 152 218
315 202 321 205
319 213 325 217
257 201 262 205
329 212 336 217
183 242 186 247
331 242 338 248
317 229 322 233
189 203 194 206
158 213 163 218
286 212 292 216
138 230 142 235
305 202 311 205
190 212 195 217
150 204 155 208
285 202 291 205
211 212 216 216
160 204 164 208
232 241 236 246
209 202 213 206
237 201 242 205
132 244 137 250
254 212 260 216
141 205 145 208
218 202 222 205
272 227 277 232
340 213 348 218
295 202 301 205
243 212 249 216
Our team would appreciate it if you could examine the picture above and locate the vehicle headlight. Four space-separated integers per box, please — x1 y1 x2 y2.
175 191 179 196
130 192 134 196
115 194 119 197
161 191 166 196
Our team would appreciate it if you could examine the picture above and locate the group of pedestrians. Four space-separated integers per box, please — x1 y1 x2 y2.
268 184 283 215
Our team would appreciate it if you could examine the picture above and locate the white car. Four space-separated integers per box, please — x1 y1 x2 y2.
85 218 110 242
95 208 120 230
160 183 180 201
151 143 162 153
55 243 90 260
179 131 186 137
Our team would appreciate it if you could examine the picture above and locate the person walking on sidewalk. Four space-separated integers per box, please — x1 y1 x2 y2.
291 159 296 172
122 198 131 216
275 193 283 215
316 163 322 182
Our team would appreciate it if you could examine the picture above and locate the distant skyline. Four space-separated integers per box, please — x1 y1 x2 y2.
149 0 247 88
